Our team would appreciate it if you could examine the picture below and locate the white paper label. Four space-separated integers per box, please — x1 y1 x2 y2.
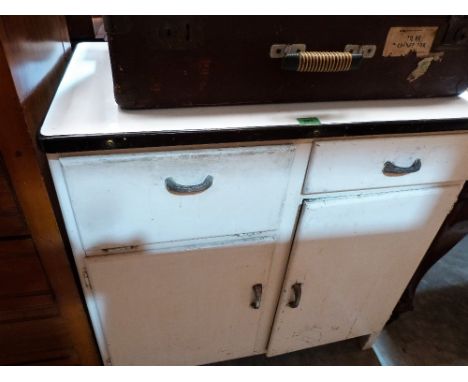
383 26 438 57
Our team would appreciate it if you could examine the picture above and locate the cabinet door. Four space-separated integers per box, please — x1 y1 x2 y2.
267 185 460 356
85 239 277 365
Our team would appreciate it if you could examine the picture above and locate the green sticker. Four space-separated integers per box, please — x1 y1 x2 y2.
297 117 321 126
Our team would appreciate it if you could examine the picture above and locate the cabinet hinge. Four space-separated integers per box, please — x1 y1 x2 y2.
82 268 92 290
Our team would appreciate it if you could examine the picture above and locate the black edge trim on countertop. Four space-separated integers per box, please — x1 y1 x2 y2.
38 118 468 153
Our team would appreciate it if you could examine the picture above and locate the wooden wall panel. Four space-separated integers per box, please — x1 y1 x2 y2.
0 157 28 237
0 16 100 365
0 294 57 323
0 16 70 104
0 16 71 157
0 318 78 365
0 238 57 323
0 239 50 297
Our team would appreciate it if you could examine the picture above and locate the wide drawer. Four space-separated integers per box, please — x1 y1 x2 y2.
303 133 468 194
59 145 295 254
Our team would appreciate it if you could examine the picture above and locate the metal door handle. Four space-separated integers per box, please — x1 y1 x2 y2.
289 282 302 308
165 175 213 194
251 284 263 309
382 159 421 176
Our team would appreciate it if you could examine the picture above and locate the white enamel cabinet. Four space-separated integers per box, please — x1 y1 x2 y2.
42 43 468 365
48 134 468 365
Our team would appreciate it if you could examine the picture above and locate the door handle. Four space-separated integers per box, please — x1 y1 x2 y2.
289 282 302 308
165 175 213 194
251 283 263 309
382 159 421 176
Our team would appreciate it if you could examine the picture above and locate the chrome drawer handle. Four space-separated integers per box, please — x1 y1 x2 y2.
251 284 263 309
289 282 302 308
165 175 213 194
382 159 421 176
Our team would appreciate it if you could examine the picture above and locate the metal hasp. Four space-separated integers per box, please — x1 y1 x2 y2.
289 282 302 308
270 44 307 58
344 44 377 58
281 51 363 72
251 283 263 309
165 175 213 194
383 159 422 176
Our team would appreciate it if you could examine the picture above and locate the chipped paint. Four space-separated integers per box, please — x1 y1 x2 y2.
407 54 442 82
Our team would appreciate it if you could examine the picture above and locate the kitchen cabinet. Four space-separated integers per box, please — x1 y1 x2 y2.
48 138 467 365
40 43 468 365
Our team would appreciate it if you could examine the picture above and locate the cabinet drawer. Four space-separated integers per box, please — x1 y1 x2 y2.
303 134 468 194
59 145 295 253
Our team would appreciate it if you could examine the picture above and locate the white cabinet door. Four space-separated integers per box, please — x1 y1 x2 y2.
267 185 460 356
85 238 277 365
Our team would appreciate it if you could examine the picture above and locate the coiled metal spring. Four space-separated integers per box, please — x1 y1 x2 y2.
297 51 353 72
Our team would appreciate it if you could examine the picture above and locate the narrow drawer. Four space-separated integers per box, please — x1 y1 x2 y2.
303 134 468 194
59 145 295 254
